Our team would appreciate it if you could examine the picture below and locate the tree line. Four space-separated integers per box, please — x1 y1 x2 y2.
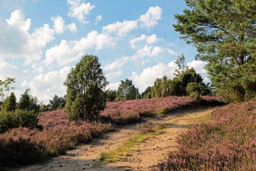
105 54 211 102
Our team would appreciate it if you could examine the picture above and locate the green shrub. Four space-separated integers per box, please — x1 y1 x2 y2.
189 91 201 100
1 92 16 112
186 82 210 100
0 110 38 133
0 136 45 166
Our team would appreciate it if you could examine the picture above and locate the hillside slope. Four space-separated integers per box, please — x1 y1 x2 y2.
158 98 256 170
19 107 214 171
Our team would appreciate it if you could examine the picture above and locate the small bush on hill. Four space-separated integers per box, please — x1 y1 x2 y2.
1 92 16 111
0 128 45 166
0 110 38 133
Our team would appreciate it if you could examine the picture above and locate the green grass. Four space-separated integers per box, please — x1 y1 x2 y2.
100 127 163 163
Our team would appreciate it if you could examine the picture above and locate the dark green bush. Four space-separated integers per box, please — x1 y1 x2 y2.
0 110 38 133
186 82 210 100
0 136 45 166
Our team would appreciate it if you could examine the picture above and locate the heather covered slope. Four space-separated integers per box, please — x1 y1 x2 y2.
19 107 215 171
0 96 220 167
158 98 256 170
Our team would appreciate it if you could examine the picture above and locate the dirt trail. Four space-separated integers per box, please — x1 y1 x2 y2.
19 107 214 171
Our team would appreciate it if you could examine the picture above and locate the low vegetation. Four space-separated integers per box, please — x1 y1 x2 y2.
100 96 218 124
0 109 112 167
0 96 219 167
158 97 256 170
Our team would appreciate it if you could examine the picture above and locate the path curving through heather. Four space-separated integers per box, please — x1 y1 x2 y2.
19 107 215 171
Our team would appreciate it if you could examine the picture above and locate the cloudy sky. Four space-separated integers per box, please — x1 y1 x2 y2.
0 0 208 103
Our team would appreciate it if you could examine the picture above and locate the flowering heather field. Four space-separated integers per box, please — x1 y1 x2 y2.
0 110 113 166
158 97 256 170
101 96 219 124
0 96 219 167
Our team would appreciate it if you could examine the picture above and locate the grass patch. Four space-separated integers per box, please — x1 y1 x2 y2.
100 125 163 163
183 110 213 125
166 110 213 126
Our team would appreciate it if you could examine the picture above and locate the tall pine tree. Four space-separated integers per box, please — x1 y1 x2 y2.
174 0 256 102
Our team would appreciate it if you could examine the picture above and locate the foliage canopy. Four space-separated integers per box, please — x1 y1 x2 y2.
151 54 210 99
174 0 256 102
49 95 66 110
0 77 15 101
116 79 139 101
64 55 108 121
1 92 16 111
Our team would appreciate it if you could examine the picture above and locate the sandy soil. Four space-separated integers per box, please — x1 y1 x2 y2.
18 107 214 171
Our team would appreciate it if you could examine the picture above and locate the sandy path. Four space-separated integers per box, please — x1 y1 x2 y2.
18 107 214 171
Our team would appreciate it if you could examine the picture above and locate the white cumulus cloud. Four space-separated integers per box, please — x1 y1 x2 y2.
131 61 177 92
95 15 102 25
0 10 55 65
139 6 162 28
105 70 122 81
102 6 162 38
6 9 31 32
29 67 71 103
103 57 129 71
131 45 163 66
106 81 120 91
0 61 31 100
130 34 158 49
167 49 178 56
103 20 138 37
45 31 116 66
67 0 95 24
52 15 77 34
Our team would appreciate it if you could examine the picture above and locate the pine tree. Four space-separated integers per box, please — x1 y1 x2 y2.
64 55 108 121
2 92 16 111
174 0 256 102
19 89 30 110
116 79 139 100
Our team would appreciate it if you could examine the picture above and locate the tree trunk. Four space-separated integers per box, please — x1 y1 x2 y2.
239 56 244 66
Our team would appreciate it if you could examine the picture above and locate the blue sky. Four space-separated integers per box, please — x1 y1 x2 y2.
0 0 208 103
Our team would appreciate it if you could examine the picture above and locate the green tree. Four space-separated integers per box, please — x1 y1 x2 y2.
18 89 40 113
178 68 204 95
174 53 188 76
19 89 31 110
0 77 15 101
174 0 256 102
151 64 210 98
2 92 16 111
186 82 210 100
142 86 152 99
49 95 66 110
136 93 141 99
64 55 108 121
116 79 139 100
151 78 162 98
105 90 116 102
151 76 181 98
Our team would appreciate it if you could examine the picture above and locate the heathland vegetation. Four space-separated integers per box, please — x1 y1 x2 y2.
1 0 256 170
